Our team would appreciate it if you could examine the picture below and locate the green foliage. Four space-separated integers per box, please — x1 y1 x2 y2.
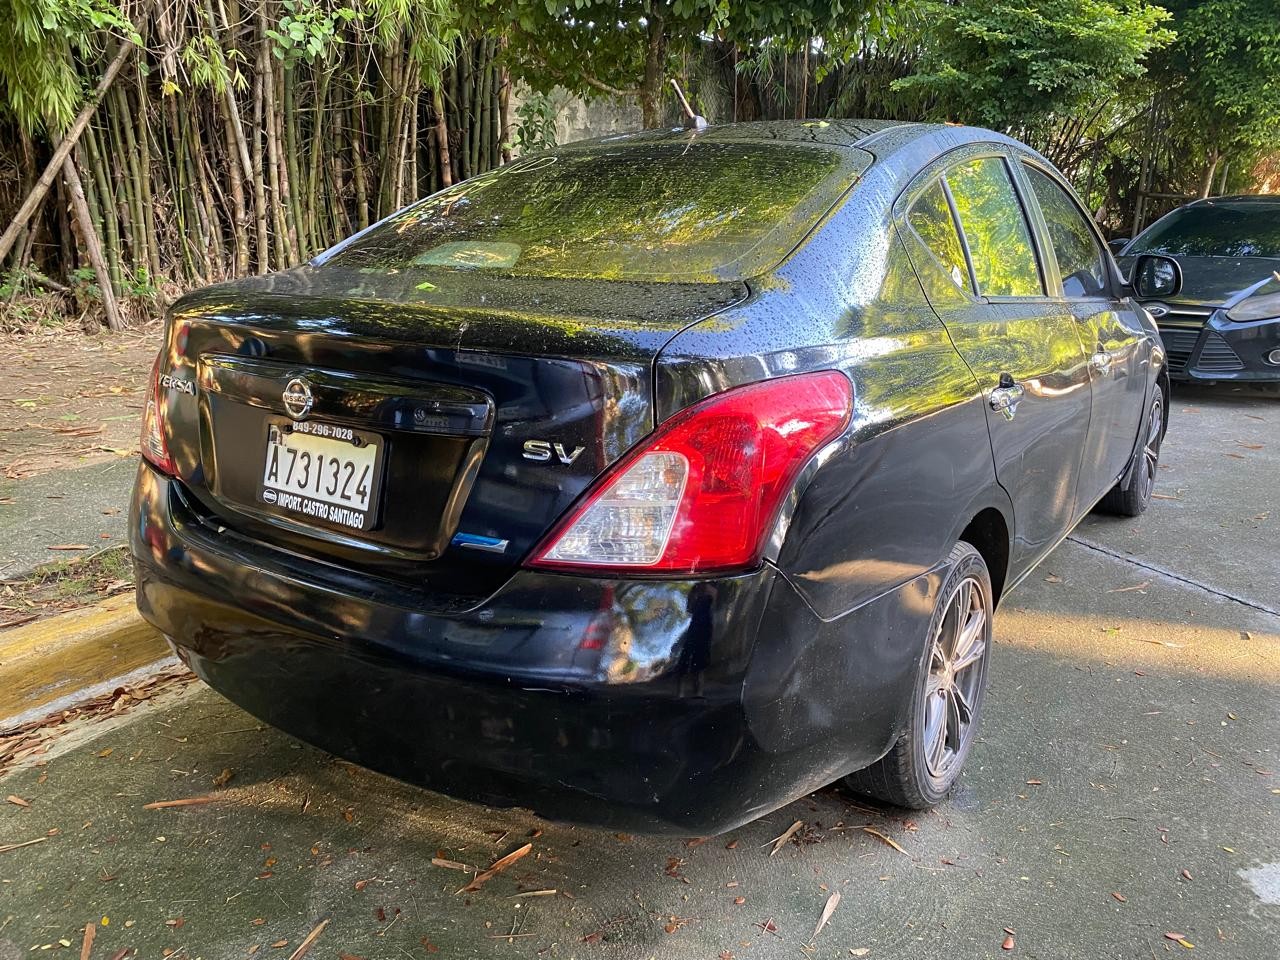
267 0 357 63
514 91 558 152
365 0 460 85
1156 0 1280 161
894 1 1173 134
0 0 134 133
182 34 248 93
474 1 882 125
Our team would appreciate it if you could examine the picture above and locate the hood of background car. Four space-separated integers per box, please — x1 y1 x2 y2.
1121 255 1280 307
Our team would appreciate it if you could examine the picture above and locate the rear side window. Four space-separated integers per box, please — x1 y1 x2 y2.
320 141 868 283
906 180 973 295
1024 165 1108 297
945 157 1044 297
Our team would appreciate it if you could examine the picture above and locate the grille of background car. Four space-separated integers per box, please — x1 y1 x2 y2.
1156 305 1213 374
1196 332 1246 372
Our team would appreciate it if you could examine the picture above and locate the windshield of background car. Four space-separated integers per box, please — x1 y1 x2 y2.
1127 202 1280 258
320 141 869 283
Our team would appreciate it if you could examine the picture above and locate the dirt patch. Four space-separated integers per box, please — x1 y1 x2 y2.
0 545 134 630
0 323 160 480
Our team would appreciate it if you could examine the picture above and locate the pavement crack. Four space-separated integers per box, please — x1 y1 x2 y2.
1066 534 1280 621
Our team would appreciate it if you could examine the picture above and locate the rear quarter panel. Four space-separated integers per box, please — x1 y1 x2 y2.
655 164 1008 621
656 164 1012 769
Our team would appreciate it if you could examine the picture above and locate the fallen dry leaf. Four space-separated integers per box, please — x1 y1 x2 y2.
5 795 31 807
459 842 533 893
431 857 469 872
286 919 329 960
142 796 220 810
1181 869 1193 881
767 820 804 856
1107 582 1150 594
1002 933 1015 950
1043 574 1063 583
1111 892 1126 903
862 826 910 856
79 923 95 960
809 891 841 944
0 837 48 854
213 768 234 788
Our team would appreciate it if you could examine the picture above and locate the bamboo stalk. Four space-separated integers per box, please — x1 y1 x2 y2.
63 152 123 331
0 40 135 267
432 86 453 189
251 54 270 272
133 78 164 284
259 1 286 268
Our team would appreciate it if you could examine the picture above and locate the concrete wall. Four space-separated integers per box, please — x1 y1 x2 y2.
509 84 643 149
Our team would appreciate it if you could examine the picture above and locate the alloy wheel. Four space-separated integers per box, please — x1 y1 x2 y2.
922 575 988 782
1137 395 1164 502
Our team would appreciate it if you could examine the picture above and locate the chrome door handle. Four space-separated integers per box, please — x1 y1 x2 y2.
1090 350 1112 373
989 382 1025 421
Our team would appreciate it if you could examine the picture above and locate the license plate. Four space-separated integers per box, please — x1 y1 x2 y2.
260 421 381 531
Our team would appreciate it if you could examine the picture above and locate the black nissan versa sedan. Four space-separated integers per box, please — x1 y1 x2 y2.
131 120 1181 834
1117 194 1280 382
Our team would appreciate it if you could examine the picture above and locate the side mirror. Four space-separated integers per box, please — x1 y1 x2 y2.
1107 238 1130 255
1131 254 1182 299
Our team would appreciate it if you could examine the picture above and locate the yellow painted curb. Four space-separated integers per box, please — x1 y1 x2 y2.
0 593 168 721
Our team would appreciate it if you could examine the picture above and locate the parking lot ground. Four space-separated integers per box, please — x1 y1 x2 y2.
1076 382 1279 613
0 388 1276 960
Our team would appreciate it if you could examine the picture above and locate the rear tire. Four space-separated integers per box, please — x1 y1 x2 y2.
1097 383 1165 518
842 541 993 809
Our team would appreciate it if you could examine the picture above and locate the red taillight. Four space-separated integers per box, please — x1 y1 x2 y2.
140 352 176 476
528 371 853 576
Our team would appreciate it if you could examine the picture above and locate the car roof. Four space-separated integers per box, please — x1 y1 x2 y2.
1185 194 1280 207
557 119 938 154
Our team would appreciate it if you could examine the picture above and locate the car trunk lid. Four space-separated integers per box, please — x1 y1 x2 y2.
157 266 747 599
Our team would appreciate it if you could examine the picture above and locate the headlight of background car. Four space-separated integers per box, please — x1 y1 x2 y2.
1227 291 1280 323
1226 273 1280 323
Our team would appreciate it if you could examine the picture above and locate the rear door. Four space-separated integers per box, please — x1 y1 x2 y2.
1017 160 1148 505
898 152 1092 573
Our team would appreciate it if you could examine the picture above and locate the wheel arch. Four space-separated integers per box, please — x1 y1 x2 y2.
957 507 1011 607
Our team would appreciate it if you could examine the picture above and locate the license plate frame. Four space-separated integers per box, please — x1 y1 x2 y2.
259 419 385 533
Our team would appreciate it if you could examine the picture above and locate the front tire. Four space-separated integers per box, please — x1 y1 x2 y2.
1097 382 1165 517
843 540 993 809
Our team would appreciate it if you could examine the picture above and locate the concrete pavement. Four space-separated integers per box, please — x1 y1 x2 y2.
1076 382 1279 613
0 387 1275 960
0 457 138 580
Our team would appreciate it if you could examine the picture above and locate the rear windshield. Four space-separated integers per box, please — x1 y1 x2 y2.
1128 202 1280 259
320 141 867 283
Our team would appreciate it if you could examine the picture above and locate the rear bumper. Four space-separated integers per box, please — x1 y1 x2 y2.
1158 313 1280 382
130 463 928 833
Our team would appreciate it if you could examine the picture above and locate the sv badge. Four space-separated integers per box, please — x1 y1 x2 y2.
523 440 585 464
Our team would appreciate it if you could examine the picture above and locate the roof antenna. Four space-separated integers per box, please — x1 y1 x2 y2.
670 79 708 130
